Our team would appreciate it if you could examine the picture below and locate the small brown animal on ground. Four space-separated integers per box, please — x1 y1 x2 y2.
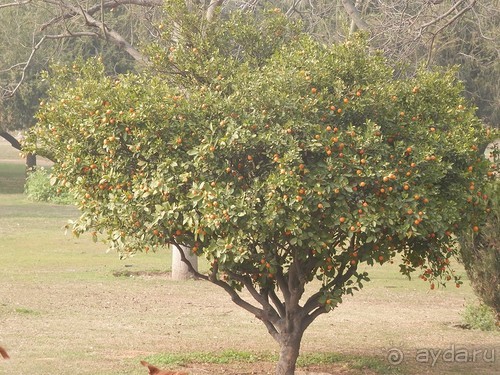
140 360 188 375
0 346 9 360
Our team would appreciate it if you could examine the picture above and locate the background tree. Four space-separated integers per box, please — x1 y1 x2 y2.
0 0 162 166
458 144 499 325
280 0 499 126
0 0 211 278
24 6 496 374
432 1 500 126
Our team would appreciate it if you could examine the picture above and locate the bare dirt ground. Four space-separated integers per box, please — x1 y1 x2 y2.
0 138 499 374
1 248 499 375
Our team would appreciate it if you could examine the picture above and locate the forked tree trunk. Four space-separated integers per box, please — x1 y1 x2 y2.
275 319 305 375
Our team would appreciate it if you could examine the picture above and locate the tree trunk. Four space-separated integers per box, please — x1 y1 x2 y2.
342 0 369 32
349 0 363 35
26 153 37 171
0 131 36 170
171 244 198 280
275 331 303 375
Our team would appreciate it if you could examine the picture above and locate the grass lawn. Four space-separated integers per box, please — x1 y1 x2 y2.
0 156 498 375
0 163 25 194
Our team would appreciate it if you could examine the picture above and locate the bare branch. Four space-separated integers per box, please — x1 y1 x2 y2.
302 236 359 315
44 31 99 39
40 0 163 30
302 259 359 323
303 305 327 330
214 280 267 322
2 34 45 99
101 0 107 40
342 0 369 32
226 270 267 306
224 268 282 327
349 0 363 35
206 0 223 22
268 288 285 318
425 0 477 66
287 253 306 310
170 243 272 334
418 0 469 32
210 276 269 329
58 0 148 63
0 0 31 9
262 320 280 339
470 7 496 42
285 0 304 17
1 0 163 97
0 132 22 151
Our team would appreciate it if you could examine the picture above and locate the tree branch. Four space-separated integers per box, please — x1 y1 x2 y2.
419 0 469 32
206 0 223 22
302 305 327 330
60 0 148 63
287 252 306 310
342 0 369 32
302 239 359 316
226 270 267 306
275 259 291 304
171 241 207 280
225 269 282 327
1 34 45 99
302 237 360 319
0 0 31 9
425 0 477 66
268 288 285 319
171 242 274 334
349 0 363 35
40 0 163 31
0 132 22 150
2 0 159 98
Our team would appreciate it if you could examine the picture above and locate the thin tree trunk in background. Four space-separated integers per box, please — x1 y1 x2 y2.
26 153 36 171
342 0 369 32
168 0 224 279
349 0 364 35
171 244 198 280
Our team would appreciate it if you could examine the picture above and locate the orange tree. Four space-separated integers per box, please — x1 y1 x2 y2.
25 6 496 375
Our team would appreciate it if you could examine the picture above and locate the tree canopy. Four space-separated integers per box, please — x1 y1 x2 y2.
0 0 160 135
1 0 499 135
24 6 497 373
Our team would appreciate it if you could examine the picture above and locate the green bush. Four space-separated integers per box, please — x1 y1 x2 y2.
462 301 498 331
24 167 73 204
